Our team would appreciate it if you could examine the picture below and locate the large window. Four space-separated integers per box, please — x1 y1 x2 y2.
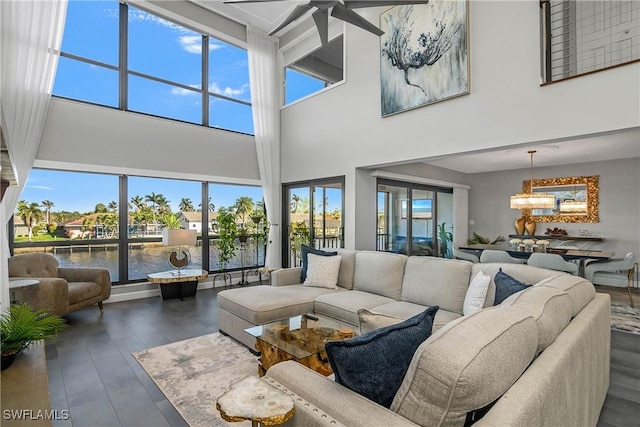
53 1 253 134
541 0 640 83
12 169 263 285
284 35 344 105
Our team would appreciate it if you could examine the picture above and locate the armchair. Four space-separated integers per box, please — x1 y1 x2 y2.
527 252 579 275
584 252 636 307
8 253 111 315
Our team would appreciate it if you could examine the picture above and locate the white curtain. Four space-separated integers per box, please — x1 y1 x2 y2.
0 0 68 310
247 26 282 268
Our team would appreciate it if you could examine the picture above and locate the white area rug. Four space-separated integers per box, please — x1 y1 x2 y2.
133 333 258 427
610 303 640 334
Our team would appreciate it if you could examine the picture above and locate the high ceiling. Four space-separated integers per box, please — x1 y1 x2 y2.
186 1 639 175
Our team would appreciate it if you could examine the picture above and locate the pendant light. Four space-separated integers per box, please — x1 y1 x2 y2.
510 150 555 210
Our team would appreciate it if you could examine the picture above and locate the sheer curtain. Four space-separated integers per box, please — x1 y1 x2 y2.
0 0 68 310
247 26 282 268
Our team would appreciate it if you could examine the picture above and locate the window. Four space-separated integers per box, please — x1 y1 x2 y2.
284 35 344 105
541 0 640 83
283 178 344 267
12 169 264 284
53 0 253 134
376 179 453 258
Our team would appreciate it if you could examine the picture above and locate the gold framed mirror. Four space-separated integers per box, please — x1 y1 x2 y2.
522 175 599 223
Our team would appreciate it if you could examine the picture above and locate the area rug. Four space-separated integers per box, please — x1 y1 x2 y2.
610 303 640 334
133 333 258 427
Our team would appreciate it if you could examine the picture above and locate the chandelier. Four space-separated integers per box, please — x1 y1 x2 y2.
510 150 555 210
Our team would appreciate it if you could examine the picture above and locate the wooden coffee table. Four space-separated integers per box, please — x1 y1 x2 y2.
245 314 356 376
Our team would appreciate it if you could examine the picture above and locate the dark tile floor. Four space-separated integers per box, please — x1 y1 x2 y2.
45 286 640 426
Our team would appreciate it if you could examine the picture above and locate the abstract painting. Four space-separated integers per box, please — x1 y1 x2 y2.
380 0 469 117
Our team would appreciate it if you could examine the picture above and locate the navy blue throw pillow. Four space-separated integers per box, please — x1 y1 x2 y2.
300 245 338 282
493 268 531 305
325 306 439 408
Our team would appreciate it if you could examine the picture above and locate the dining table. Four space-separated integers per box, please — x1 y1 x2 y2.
456 243 614 275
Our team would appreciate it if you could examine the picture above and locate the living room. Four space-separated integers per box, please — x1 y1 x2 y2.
2 0 639 426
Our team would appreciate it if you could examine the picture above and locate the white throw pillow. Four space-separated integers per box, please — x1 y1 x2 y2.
303 253 342 289
463 271 491 315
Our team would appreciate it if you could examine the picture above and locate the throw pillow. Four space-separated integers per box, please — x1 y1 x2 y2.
300 245 338 282
494 268 531 305
463 271 491 315
325 305 439 408
357 308 404 334
303 253 342 289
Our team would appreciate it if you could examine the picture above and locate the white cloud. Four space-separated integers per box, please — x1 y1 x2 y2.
128 9 195 34
171 84 200 96
209 82 250 99
29 185 53 190
179 36 202 54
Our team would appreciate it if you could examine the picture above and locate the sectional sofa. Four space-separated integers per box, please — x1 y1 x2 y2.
217 249 610 427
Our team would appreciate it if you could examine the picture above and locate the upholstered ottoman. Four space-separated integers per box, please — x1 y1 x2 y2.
218 285 344 348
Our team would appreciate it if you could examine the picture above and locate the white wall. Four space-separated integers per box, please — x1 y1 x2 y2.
37 98 260 183
279 1 639 247
467 158 640 259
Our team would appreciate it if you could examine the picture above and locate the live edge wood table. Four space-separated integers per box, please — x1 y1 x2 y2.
147 269 208 300
216 375 294 427
245 314 356 377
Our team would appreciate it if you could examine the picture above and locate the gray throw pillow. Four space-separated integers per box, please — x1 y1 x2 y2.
325 305 439 408
300 245 338 282
494 268 531 305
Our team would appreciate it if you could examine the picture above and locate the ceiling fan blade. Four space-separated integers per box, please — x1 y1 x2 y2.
312 9 329 46
344 0 431 9
331 3 384 36
268 3 314 35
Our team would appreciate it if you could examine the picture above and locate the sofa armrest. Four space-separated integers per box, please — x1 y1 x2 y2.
12 277 69 316
265 362 420 427
271 267 303 287
59 268 112 300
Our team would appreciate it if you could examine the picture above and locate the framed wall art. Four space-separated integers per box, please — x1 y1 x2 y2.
380 0 469 117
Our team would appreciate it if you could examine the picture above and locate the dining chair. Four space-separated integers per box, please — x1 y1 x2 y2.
584 252 636 307
479 250 526 264
453 248 480 263
527 252 579 276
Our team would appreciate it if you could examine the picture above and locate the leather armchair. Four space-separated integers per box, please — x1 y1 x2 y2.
8 253 111 315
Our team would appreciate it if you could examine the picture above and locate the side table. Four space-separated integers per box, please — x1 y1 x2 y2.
8 279 40 304
147 269 208 300
216 375 294 427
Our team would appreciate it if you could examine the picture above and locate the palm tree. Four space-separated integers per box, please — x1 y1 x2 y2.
108 201 118 212
41 200 54 224
144 192 164 223
198 197 215 212
179 198 194 212
130 195 144 211
234 196 254 225
16 201 43 242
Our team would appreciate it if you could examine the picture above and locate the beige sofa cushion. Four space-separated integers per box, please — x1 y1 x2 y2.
391 306 538 427
370 301 461 333
314 290 396 327
401 257 472 315
218 285 343 325
501 285 572 354
332 248 357 290
536 275 596 317
8 252 59 278
353 251 407 300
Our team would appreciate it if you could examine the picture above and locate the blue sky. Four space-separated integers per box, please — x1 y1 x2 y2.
19 1 329 215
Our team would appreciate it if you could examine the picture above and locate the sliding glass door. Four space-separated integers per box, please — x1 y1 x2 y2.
377 179 453 257
283 177 344 267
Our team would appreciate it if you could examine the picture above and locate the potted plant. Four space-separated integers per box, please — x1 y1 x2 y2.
1 303 67 370
437 222 453 259
214 207 238 287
